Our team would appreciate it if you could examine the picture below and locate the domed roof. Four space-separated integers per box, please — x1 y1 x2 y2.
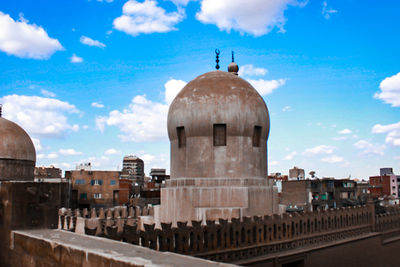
168 70 269 139
0 117 36 162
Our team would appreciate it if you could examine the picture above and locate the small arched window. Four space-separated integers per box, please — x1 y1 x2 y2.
176 126 186 148
253 126 262 147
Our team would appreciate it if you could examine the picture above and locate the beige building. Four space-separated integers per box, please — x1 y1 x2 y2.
66 170 120 209
289 166 305 180
158 63 278 226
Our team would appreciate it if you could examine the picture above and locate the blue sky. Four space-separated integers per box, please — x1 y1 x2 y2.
0 0 399 179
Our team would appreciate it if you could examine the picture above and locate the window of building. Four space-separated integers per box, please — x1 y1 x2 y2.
91 179 103 186
94 193 102 199
80 193 87 199
176 126 186 148
252 126 262 147
213 124 226 146
75 179 85 185
110 180 116 185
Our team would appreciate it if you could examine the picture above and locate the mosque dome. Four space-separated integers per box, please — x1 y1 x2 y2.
167 70 270 179
0 113 36 181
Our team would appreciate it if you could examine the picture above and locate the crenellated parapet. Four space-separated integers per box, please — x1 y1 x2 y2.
58 204 383 263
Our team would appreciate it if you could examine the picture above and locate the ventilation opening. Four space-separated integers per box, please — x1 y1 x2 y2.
213 124 226 146
177 126 186 148
253 126 262 147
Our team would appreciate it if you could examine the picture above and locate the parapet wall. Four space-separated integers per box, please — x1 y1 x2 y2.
59 203 381 263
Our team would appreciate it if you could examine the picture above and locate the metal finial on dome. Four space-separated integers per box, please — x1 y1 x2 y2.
228 51 239 75
215 49 220 70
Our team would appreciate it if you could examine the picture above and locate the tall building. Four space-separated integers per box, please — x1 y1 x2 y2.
159 61 277 225
370 168 398 199
289 166 305 180
121 155 144 184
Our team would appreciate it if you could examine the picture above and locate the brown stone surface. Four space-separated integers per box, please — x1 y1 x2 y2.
9 229 234 267
0 117 36 181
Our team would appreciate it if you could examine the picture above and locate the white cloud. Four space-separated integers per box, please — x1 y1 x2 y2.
40 89 56 98
247 78 286 96
96 0 114 3
104 148 121 155
238 64 268 77
80 36 106 48
0 12 63 59
0 94 79 138
338 129 352 134
353 140 385 156
372 122 400 147
164 79 187 105
284 151 297 160
282 105 291 112
31 138 43 152
374 72 400 107
321 1 338 20
196 0 306 36
303 145 335 156
169 0 191 6
91 102 105 108
70 54 83 63
59 148 83 156
321 155 343 163
47 153 58 159
96 95 169 142
113 0 184 36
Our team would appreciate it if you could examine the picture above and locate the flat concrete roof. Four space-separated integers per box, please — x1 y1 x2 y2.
13 229 235 267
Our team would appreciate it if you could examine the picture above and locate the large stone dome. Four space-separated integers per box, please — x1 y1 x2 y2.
0 117 36 181
167 70 270 179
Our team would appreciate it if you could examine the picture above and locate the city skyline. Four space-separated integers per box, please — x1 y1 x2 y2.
0 0 399 178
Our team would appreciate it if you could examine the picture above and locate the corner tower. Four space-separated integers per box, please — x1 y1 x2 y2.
160 62 277 225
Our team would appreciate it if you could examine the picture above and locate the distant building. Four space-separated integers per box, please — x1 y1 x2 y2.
66 170 120 209
76 162 92 171
280 180 312 212
289 166 305 180
380 167 394 176
149 168 170 184
370 174 398 198
34 166 62 180
121 155 144 184
311 178 357 209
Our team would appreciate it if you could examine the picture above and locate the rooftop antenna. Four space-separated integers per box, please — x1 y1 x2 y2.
215 49 220 70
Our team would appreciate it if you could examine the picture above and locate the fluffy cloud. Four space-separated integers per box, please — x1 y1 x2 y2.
321 155 343 163
59 148 83 156
374 72 400 107
96 95 169 142
41 89 56 98
282 105 291 112
31 138 43 152
169 0 191 6
338 129 352 134
353 140 385 155
321 1 338 20
303 145 335 156
113 0 184 36
70 54 83 63
284 151 297 160
238 64 268 77
0 94 79 138
104 148 121 155
372 122 400 147
164 79 187 105
247 79 286 96
80 36 106 48
91 102 105 108
269 160 280 166
0 12 63 59
196 0 306 36
47 153 59 159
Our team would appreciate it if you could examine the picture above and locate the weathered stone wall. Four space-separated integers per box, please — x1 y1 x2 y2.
0 158 35 181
